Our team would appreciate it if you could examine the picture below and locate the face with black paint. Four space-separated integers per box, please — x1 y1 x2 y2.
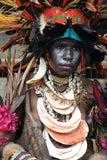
48 38 82 78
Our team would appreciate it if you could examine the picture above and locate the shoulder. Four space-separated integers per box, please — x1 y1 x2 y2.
85 78 93 95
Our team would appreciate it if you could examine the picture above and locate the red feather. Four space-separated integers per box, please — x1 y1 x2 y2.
16 0 35 21
16 0 23 7
95 0 104 9
23 9 35 21
1 40 14 51
90 15 101 27
62 0 69 7
98 37 107 45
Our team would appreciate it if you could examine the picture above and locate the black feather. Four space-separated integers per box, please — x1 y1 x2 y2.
72 24 98 44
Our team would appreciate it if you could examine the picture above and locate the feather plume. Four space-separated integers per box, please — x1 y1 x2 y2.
85 2 97 12
38 0 52 7
0 0 18 8
87 0 95 4
98 3 107 13
64 0 80 10
0 15 21 29
62 0 69 7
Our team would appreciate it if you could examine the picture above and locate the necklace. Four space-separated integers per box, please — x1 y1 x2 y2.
52 75 69 86
35 71 88 160
35 71 86 123
43 70 86 101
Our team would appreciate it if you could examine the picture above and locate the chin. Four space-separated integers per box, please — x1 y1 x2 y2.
56 72 72 78
51 69 74 77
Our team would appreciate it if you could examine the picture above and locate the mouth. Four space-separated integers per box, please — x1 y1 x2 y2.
61 64 72 70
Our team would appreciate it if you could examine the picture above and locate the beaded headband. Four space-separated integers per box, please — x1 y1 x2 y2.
40 7 88 34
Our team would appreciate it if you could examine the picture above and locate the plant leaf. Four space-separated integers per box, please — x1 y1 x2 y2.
8 48 11 68
93 80 104 109
9 95 25 113
18 56 36 95
0 66 7 73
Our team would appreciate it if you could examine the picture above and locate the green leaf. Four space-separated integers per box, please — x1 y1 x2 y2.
0 96 3 106
9 95 25 113
8 48 11 68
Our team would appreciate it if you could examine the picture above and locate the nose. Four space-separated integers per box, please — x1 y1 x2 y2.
63 47 73 60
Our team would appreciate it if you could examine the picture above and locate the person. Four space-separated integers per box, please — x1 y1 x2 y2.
0 0 106 160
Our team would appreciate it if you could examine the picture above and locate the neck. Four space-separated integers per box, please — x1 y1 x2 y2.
52 75 69 84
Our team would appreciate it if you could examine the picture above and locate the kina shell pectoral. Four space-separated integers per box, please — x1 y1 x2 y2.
46 120 89 145
51 105 75 115
44 87 75 110
43 128 83 159
37 97 81 133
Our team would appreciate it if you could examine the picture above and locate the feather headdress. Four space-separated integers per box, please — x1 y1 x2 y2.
0 0 106 67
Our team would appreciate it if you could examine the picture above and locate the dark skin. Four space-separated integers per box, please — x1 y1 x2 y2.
29 38 94 160
0 38 105 159
47 38 94 118
31 38 94 122
46 39 107 156
48 38 82 77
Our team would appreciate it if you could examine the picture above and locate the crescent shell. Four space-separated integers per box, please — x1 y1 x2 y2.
60 139 87 160
37 97 81 133
47 120 89 145
43 128 83 159
51 105 75 115
26 57 47 84
44 87 74 109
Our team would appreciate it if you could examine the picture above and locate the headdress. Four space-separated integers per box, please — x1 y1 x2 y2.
0 0 106 71
0 1 107 159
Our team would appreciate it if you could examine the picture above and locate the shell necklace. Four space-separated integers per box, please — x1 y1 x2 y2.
35 71 86 122
43 70 86 101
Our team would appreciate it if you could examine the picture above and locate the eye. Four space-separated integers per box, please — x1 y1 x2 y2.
72 46 81 52
56 44 65 50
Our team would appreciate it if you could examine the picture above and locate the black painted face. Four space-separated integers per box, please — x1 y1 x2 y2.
48 38 82 78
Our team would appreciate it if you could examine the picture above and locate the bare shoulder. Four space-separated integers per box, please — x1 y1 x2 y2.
85 78 93 96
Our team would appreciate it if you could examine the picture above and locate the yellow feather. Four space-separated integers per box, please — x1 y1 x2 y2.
0 0 18 9
0 15 18 28
88 0 96 5
42 0 52 7
98 4 107 13
64 0 80 10
0 13 31 30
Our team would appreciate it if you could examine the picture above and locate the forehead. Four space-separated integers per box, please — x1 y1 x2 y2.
49 38 82 47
